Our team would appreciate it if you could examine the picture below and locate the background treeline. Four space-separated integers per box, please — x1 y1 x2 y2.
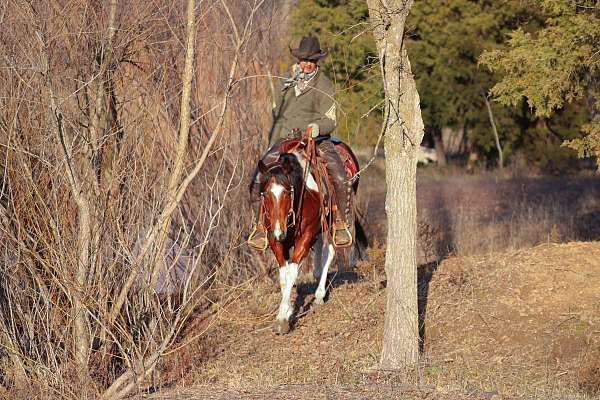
290 0 600 171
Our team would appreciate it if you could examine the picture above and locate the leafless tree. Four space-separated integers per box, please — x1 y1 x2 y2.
0 0 278 397
367 0 425 369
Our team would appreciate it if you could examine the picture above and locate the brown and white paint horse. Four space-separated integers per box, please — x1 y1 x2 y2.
256 151 367 334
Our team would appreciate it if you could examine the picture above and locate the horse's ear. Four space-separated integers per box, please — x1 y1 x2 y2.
258 160 268 174
279 153 293 174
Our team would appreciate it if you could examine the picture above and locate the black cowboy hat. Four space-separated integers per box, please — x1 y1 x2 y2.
290 36 327 61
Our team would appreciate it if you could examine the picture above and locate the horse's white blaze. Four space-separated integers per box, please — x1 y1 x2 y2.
276 262 299 321
292 151 319 192
315 244 334 302
270 182 285 200
273 221 282 239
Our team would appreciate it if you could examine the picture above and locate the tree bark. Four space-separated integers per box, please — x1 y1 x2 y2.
150 0 197 289
431 127 447 166
482 89 503 169
367 0 424 369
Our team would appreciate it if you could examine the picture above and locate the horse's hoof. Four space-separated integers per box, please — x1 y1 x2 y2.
314 297 325 305
273 320 290 335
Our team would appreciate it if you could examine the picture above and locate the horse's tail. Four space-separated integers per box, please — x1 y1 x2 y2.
349 209 369 268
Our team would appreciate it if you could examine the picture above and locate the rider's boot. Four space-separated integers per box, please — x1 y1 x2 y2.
319 140 353 248
331 187 353 248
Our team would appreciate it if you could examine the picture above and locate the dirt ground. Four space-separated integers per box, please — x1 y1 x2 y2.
148 240 600 400
147 165 600 399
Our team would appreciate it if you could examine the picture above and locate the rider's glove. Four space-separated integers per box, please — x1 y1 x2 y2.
289 128 302 138
307 123 319 138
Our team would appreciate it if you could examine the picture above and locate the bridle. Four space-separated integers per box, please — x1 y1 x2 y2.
260 179 296 230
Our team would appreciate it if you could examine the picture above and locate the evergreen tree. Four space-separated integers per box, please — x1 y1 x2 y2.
291 1 542 158
291 0 592 169
408 0 544 162
480 0 600 163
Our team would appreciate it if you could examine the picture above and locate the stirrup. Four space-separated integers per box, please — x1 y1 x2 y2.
332 221 353 248
247 224 268 251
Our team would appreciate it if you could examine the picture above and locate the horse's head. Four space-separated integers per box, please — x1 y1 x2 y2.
259 154 300 242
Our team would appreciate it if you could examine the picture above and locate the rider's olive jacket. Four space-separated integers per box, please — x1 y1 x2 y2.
270 67 336 145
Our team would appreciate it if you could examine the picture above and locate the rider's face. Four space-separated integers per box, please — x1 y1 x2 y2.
298 59 317 74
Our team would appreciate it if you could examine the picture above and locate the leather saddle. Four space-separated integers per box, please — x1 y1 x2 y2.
277 136 360 184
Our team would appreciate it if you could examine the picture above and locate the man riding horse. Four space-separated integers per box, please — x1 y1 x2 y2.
248 35 353 249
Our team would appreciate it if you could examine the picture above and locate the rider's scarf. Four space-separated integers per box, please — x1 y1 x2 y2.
282 65 318 96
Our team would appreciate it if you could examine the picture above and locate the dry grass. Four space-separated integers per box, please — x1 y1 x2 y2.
141 165 600 399
149 242 600 400
423 242 600 399
356 160 600 262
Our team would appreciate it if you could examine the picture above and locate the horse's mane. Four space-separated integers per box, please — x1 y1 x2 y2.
259 153 304 196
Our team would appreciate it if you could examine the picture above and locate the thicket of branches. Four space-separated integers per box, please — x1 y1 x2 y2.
0 0 282 397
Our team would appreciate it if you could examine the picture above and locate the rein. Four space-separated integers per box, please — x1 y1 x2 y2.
259 179 296 231
259 135 335 240
300 136 334 239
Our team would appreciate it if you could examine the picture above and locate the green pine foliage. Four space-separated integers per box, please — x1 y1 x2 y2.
291 0 596 169
291 0 542 157
480 0 600 161
409 0 542 156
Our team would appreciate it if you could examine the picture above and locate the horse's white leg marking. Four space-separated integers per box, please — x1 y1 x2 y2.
276 262 299 321
292 151 319 192
279 262 288 292
315 244 335 304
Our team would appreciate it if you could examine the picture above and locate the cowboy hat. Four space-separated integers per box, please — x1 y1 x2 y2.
290 36 327 61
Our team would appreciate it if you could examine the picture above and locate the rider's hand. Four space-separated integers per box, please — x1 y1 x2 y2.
289 128 301 138
307 123 319 138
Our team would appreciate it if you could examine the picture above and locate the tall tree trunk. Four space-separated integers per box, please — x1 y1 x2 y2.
367 0 424 369
431 127 447 166
150 0 197 289
482 89 503 169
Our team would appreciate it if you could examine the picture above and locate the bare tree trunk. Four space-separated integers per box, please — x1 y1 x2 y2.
482 89 503 169
431 127 447 166
367 0 424 369
42 58 93 373
586 78 599 171
150 0 197 289
33 19 93 371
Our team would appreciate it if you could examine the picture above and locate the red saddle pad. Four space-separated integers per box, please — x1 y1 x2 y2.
279 138 359 180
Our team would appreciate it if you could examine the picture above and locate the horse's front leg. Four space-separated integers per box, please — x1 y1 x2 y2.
269 238 295 335
314 240 335 305
291 227 331 304
274 260 298 335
